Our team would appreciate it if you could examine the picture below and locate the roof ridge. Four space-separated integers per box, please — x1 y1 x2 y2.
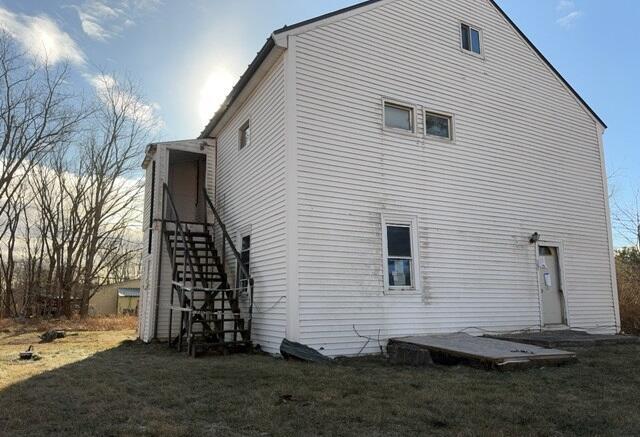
199 0 605 138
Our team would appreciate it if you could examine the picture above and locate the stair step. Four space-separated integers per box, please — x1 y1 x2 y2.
172 247 215 253
176 272 225 278
175 262 221 267
168 237 211 242
165 231 210 238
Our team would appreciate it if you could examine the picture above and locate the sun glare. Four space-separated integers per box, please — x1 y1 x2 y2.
198 67 236 126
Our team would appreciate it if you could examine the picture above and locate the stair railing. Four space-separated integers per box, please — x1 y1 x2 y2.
162 183 199 348
202 189 254 323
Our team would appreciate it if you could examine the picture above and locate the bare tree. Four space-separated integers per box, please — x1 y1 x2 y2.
0 34 150 319
0 33 84 317
77 73 152 316
0 193 23 316
612 189 640 248
0 33 83 218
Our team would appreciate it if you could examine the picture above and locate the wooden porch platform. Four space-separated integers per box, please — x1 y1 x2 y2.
388 333 576 370
486 330 640 348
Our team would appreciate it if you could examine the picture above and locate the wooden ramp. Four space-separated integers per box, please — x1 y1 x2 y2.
388 333 576 370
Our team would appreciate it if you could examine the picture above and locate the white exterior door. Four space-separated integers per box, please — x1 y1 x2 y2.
538 246 566 326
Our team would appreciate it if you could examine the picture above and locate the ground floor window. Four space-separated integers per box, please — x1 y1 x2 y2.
382 215 419 291
236 234 251 290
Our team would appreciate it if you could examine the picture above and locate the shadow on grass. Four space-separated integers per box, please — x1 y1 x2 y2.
1 341 640 437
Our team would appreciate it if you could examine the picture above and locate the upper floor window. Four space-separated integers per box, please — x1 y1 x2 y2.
461 23 482 55
239 120 251 149
425 111 453 140
384 101 414 132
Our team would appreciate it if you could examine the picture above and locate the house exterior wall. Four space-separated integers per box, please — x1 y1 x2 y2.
213 55 288 354
289 0 616 356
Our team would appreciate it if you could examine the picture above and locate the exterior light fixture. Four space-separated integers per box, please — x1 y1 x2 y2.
529 232 540 244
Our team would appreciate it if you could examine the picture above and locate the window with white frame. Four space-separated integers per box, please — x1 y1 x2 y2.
239 120 251 149
461 23 482 55
383 218 418 290
384 101 414 132
425 111 453 140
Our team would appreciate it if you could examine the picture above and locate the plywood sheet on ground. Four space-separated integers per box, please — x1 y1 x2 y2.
390 333 576 368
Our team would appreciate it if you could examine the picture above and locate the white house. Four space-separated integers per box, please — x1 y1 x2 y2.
138 0 619 357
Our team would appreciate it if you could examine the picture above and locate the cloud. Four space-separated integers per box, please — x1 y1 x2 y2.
555 0 582 29
557 10 582 28
0 7 85 65
556 0 575 11
75 0 161 42
87 73 164 131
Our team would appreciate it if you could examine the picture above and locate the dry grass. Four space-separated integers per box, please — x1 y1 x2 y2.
0 315 138 336
0 330 136 390
1 331 639 436
616 248 640 335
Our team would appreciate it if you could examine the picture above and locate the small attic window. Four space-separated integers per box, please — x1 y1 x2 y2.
239 120 251 149
425 112 453 140
461 23 482 55
384 101 414 132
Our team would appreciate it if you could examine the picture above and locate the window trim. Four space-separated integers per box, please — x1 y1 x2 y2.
424 110 455 142
382 98 417 134
238 119 251 150
459 21 483 57
381 214 421 292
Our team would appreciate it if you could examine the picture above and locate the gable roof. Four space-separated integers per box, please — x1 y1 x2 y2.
199 0 605 139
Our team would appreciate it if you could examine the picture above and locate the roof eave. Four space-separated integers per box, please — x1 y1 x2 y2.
488 0 606 129
199 37 277 139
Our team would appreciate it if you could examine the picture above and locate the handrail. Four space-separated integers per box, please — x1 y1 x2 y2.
202 189 253 285
202 189 254 317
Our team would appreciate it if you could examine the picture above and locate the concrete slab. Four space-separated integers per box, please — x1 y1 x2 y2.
388 333 576 370
487 330 640 348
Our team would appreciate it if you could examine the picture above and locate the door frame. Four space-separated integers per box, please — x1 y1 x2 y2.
535 240 570 329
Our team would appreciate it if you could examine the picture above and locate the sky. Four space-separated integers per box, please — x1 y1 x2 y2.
0 0 638 244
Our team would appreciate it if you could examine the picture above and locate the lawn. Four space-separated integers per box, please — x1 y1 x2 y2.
1 328 639 437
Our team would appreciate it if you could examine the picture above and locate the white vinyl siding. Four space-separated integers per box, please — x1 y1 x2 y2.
292 0 615 356
138 161 155 341
214 55 287 354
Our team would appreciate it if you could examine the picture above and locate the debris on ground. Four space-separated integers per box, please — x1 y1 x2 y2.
39 330 66 343
280 339 331 363
19 345 40 360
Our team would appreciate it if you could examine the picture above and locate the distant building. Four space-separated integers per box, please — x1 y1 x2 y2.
117 288 140 315
90 279 140 316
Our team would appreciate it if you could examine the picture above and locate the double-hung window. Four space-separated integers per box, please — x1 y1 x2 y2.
383 217 419 290
236 235 251 291
461 23 482 55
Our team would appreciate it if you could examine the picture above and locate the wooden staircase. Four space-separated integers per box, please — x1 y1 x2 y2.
162 184 253 357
